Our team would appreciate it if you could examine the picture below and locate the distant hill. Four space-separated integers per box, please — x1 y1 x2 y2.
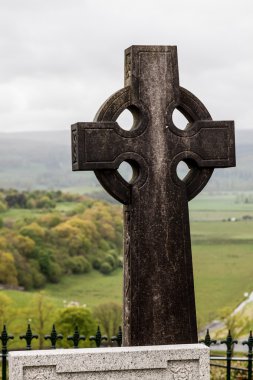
207 129 253 192
0 130 98 192
0 129 252 194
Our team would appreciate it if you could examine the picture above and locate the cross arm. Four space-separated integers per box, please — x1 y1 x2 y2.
71 122 132 171
185 120 235 168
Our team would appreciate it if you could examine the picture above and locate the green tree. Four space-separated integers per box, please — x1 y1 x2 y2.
29 259 47 288
52 223 81 251
93 302 122 340
0 293 12 325
38 213 62 228
5 192 27 208
0 251 18 286
36 195 56 209
12 235 35 257
20 222 45 242
0 200 7 212
12 251 34 289
21 292 58 349
0 236 7 249
38 251 62 283
55 306 96 348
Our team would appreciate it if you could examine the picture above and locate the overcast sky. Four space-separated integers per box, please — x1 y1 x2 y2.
0 0 252 133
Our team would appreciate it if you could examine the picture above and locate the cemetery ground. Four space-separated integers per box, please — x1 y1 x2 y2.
1 191 253 345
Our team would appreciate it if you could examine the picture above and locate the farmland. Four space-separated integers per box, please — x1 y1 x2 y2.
1 191 253 331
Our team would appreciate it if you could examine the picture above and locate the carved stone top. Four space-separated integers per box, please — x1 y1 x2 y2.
72 46 235 205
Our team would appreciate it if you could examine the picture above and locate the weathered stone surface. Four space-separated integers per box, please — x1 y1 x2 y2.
9 344 210 380
71 45 236 346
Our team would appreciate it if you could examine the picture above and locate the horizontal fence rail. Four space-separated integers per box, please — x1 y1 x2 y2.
1 325 252 380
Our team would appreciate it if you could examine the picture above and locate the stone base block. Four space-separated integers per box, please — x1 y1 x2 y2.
9 343 210 379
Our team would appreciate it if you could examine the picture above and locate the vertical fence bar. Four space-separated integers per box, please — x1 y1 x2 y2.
67 326 85 348
227 347 231 380
199 329 217 347
221 330 238 380
243 330 253 380
44 325 63 349
2 347 7 380
20 324 38 350
89 326 107 348
0 325 14 380
249 346 253 380
111 326 122 347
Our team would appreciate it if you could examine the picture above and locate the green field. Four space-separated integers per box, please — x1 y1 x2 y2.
1 192 253 330
2 269 123 313
191 194 253 326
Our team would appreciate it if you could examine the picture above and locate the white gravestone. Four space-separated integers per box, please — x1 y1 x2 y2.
9 344 210 380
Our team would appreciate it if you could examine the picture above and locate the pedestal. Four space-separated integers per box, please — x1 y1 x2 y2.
9 343 210 379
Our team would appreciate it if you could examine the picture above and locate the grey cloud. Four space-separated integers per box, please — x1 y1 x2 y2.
0 0 252 132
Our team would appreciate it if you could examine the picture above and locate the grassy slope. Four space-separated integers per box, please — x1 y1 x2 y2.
44 269 123 308
3 269 123 310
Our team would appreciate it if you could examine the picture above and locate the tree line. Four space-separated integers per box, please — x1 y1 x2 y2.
0 189 123 289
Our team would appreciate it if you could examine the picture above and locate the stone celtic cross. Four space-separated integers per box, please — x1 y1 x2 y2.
71 46 235 346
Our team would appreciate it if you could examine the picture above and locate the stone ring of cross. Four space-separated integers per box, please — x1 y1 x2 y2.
72 46 234 206
94 85 214 204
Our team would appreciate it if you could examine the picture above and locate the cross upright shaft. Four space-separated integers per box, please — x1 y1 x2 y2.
71 45 235 346
124 46 202 346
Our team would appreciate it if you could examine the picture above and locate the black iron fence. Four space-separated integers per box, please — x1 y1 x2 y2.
200 329 253 380
0 324 122 380
1 324 252 380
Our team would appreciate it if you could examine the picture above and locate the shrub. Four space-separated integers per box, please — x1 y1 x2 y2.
68 256 91 274
100 262 113 275
92 258 102 270
104 254 116 268
0 201 7 212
